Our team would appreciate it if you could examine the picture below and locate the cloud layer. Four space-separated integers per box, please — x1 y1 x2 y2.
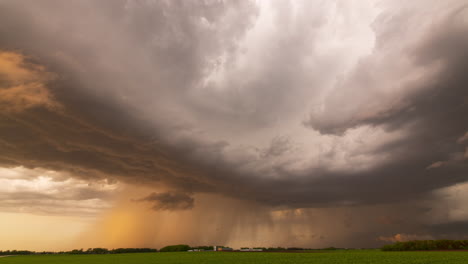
137 192 195 211
0 167 118 216
0 0 467 247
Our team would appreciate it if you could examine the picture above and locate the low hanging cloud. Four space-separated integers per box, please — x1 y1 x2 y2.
0 0 467 247
137 192 195 211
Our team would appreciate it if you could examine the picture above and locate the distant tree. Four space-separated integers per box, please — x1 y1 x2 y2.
70 249 83 254
160 244 191 252
322 247 341 250
83 248 109 254
0 250 34 256
265 247 286 251
287 247 304 250
382 240 468 251
0 247 158 256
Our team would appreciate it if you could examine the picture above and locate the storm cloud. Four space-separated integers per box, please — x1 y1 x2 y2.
0 0 468 247
137 192 194 211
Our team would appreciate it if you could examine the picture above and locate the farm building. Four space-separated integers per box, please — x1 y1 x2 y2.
216 247 233 251
240 248 263 252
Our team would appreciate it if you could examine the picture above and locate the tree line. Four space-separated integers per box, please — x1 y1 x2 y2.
7 241 468 254
159 245 225 252
0 245 348 255
382 240 468 251
0 250 36 256
0 248 157 255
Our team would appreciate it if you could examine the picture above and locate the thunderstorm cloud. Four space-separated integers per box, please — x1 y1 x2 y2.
0 0 467 248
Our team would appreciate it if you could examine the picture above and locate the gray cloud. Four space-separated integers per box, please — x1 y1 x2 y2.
0 167 117 216
137 192 194 211
0 0 468 247
305 2 468 136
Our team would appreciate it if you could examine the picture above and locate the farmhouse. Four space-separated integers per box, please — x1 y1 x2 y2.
216 247 233 251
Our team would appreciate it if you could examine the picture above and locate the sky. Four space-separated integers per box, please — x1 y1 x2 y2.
0 0 467 251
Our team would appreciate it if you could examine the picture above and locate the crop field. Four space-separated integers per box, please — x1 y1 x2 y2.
1 250 468 264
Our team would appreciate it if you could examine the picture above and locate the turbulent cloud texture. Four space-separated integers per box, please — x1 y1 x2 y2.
0 52 58 112
0 0 467 248
0 167 118 216
137 192 195 211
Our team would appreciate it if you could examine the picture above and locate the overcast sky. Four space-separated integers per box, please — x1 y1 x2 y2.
0 0 467 250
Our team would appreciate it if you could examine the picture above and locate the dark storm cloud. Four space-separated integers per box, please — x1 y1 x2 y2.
0 0 467 205
0 0 263 204
296 2 468 206
426 222 468 238
137 192 194 211
0 0 468 246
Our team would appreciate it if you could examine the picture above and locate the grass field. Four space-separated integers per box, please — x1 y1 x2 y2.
1 250 468 264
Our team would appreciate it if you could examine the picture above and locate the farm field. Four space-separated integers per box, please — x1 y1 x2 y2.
1 250 468 264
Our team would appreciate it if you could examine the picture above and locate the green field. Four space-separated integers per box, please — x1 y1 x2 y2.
1 250 468 264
